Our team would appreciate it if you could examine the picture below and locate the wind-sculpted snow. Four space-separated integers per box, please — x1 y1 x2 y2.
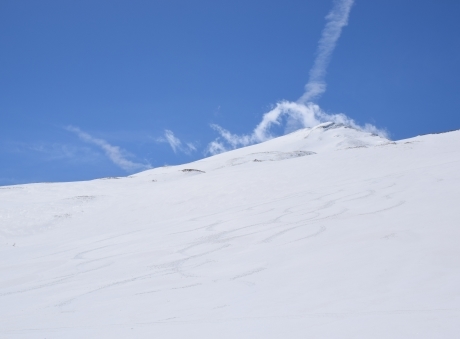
1 125 460 338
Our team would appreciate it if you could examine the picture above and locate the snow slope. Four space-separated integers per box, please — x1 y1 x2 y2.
1 123 460 338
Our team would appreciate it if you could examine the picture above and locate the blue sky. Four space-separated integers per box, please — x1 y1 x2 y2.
1 0 459 185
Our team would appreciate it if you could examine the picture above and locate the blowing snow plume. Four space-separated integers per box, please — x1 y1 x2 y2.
207 0 386 155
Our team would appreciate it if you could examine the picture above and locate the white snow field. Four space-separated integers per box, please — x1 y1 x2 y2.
1 122 460 338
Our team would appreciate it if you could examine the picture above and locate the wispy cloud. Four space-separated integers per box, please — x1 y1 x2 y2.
299 0 355 104
206 0 387 155
206 102 321 153
157 130 197 155
1 140 101 163
28 143 97 161
66 126 151 171
164 130 182 153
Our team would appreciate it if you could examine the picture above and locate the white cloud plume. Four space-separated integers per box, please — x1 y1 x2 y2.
299 0 355 104
164 130 182 153
157 130 197 155
206 102 387 155
206 0 387 155
66 126 151 171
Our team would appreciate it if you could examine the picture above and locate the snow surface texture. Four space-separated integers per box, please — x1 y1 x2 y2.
1 123 460 338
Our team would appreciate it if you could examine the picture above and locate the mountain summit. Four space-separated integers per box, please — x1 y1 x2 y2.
139 122 390 177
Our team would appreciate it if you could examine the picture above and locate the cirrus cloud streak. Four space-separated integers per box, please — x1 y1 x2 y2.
66 126 151 172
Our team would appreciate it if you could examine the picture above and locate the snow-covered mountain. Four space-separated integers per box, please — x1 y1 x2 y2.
1 124 460 338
